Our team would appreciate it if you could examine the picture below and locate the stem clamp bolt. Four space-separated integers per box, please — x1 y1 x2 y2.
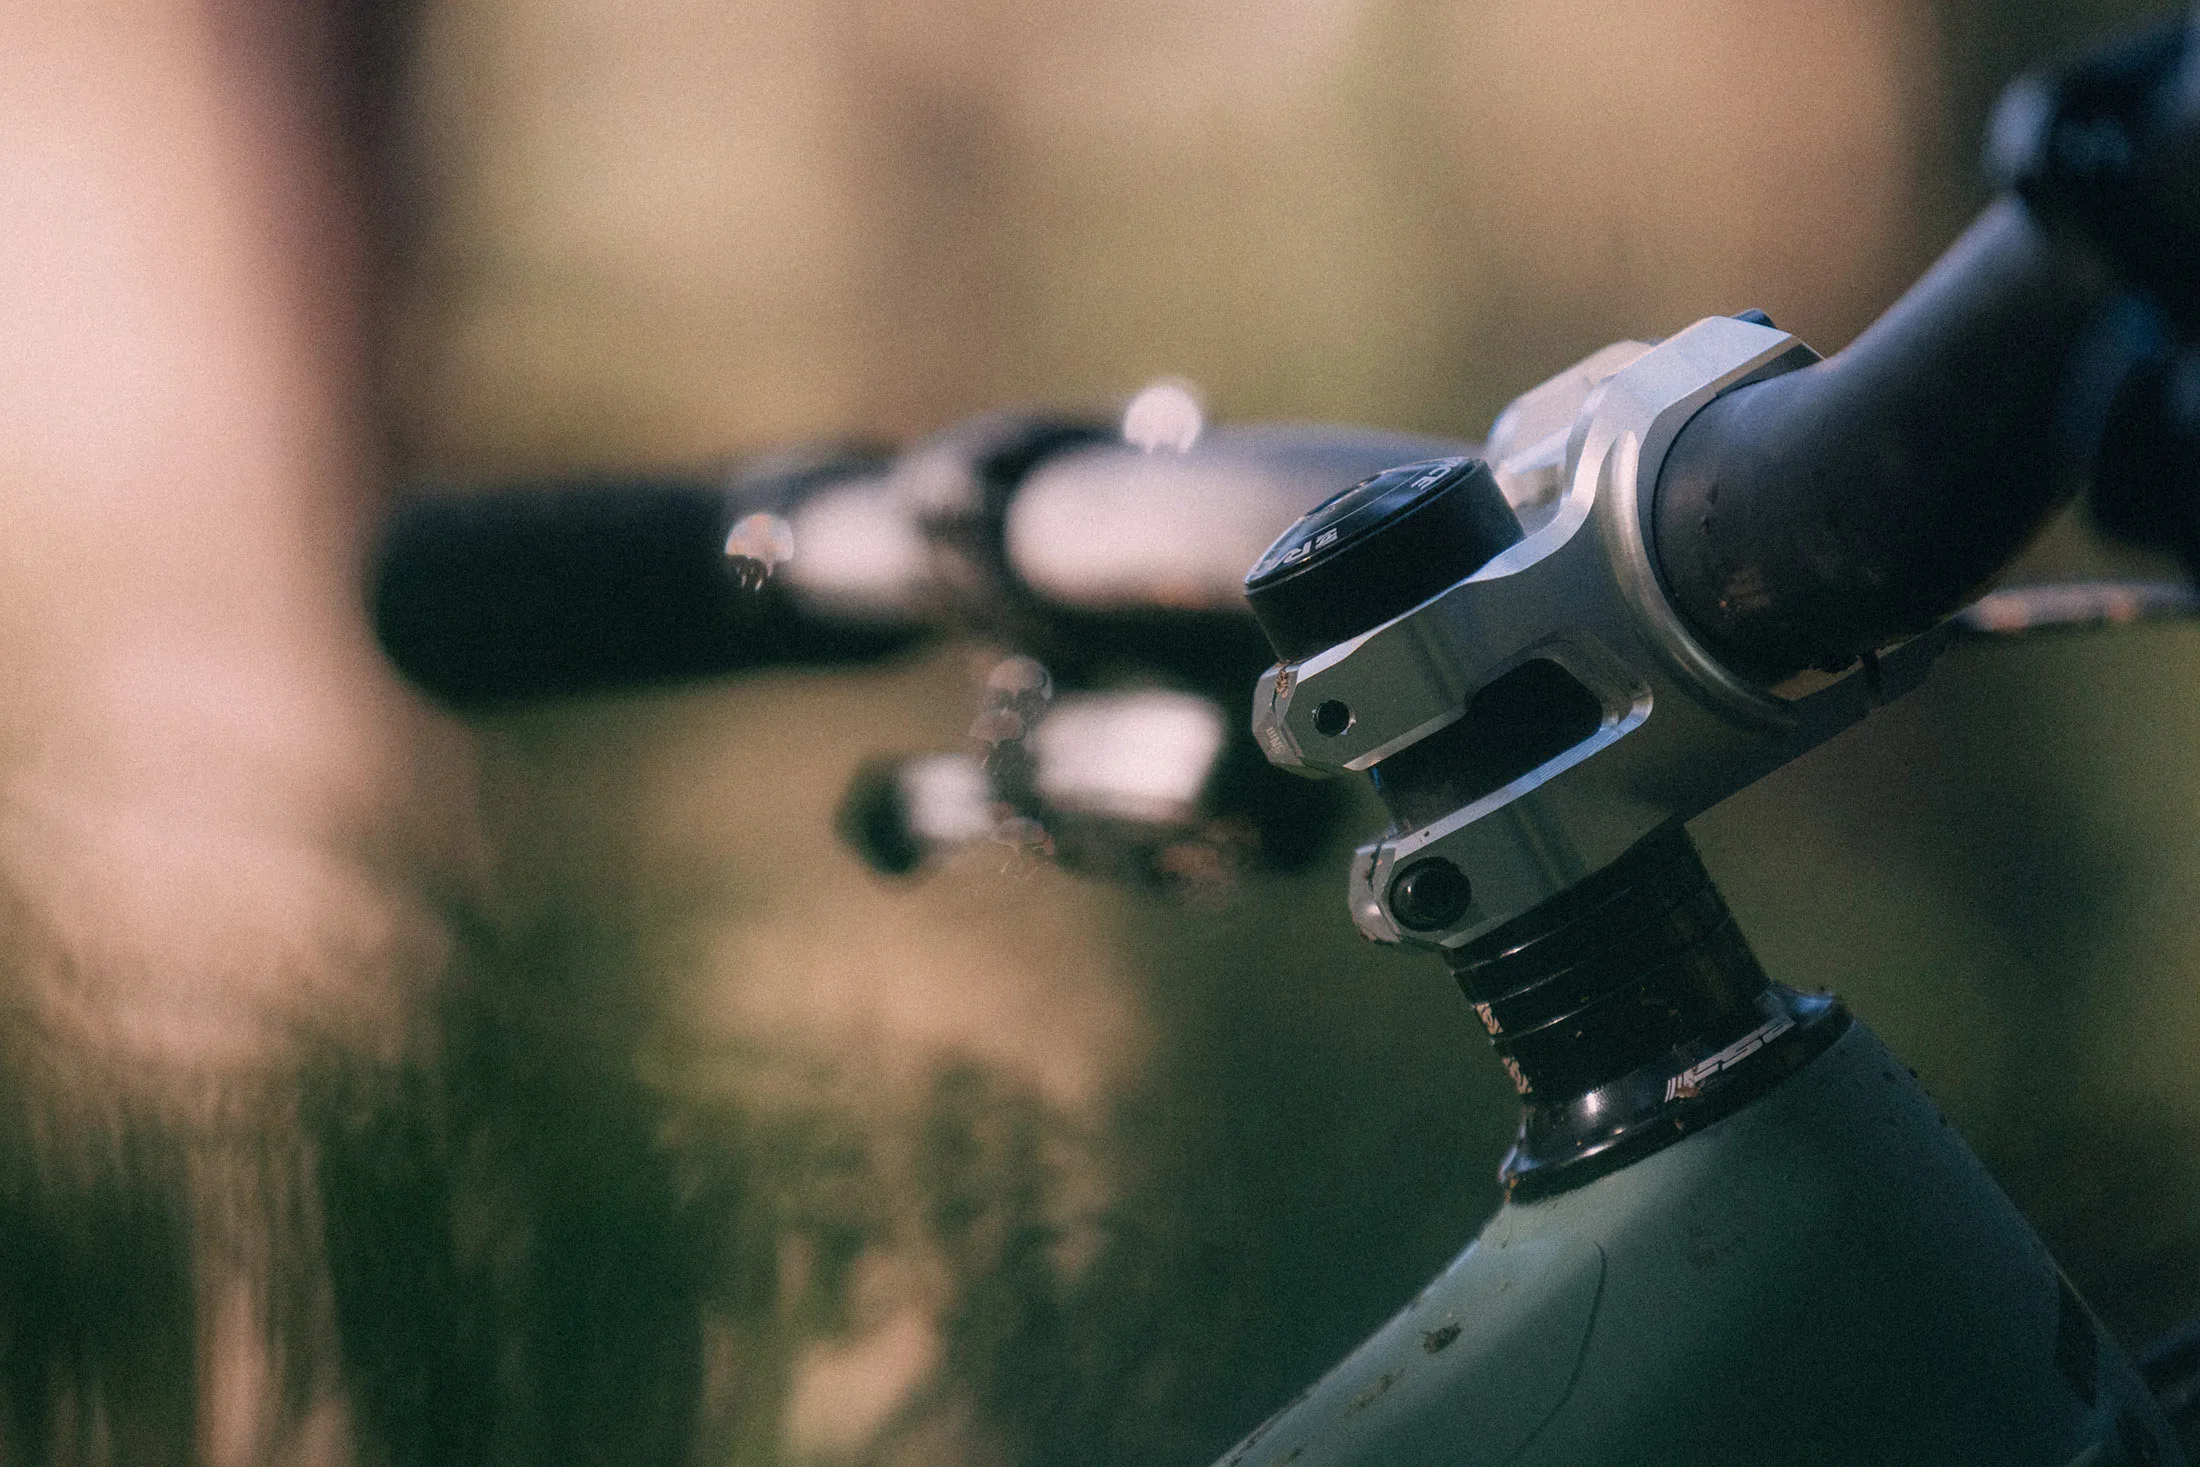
1389 857 1472 931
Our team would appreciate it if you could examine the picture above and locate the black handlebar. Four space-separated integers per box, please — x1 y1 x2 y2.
370 423 1468 708
1652 17 2200 682
1650 201 2119 681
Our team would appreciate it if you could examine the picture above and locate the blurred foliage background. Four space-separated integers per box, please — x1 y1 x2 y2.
358 1 2200 1464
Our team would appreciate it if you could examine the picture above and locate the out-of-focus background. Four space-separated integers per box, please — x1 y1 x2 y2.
9 1 2200 1465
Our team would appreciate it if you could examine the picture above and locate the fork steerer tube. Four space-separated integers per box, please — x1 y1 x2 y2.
1446 825 1846 1200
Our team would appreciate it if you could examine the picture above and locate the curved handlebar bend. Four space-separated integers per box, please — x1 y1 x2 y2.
1651 201 2120 682
1654 18 2200 683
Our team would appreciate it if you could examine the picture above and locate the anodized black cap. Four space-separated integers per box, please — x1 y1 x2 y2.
1243 457 1522 663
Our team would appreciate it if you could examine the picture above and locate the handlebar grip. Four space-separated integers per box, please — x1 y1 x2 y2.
371 471 913 707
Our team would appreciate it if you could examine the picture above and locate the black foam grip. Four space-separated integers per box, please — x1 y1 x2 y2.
371 476 913 707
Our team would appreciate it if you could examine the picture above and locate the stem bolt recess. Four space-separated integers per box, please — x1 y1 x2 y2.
1389 857 1473 931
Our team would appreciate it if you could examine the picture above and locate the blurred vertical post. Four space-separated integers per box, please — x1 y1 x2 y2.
0 3 477 1464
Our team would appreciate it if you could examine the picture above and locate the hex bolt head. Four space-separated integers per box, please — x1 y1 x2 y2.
1388 857 1472 931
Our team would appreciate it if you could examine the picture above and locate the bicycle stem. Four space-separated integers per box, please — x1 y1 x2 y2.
1239 19 2200 1199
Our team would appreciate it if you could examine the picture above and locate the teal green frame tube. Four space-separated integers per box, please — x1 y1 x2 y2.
1214 1022 2184 1467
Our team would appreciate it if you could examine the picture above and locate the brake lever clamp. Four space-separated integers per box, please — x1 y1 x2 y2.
1249 315 1945 955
